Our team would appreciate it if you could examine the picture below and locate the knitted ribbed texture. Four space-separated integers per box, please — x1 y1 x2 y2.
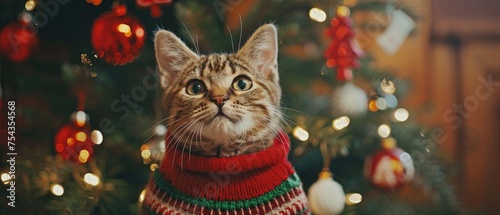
141 131 309 215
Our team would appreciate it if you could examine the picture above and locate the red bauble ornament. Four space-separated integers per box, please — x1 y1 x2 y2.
54 112 99 164
324 7 363 82
55 123 94 164
364 138 414 189
91 5 146 66
0 20 39 62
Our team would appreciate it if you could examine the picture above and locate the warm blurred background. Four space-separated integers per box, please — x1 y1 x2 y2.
0 0 499 214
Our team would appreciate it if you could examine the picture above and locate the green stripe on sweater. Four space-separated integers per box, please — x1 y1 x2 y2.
152 172 302 210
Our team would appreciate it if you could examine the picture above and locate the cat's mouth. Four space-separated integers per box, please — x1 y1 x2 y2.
210 110 237 123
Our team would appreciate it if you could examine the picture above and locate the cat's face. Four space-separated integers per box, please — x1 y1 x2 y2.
155 24 282 157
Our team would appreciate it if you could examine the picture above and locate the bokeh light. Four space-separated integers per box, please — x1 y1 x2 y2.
378 124 391 138
332 116 350 130
309 8 327 22
293 127 309 141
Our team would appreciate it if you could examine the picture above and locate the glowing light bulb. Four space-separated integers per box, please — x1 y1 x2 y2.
376 97 388 110
117 24 131 33
79 150 90 159
385 94 398 109
346 193 362 205
51 183 64 196
84 173 100 186
155 125 167 136
78 152 89 163
337 6 350 17
117 23 132 37
382 137 396 149
75 111 87 126
309 7 327 22
141 149 151 159
378 124 391 138
159 140 166 152
380 78 396 94
25 0 36 11
135 27 145 38
20 12 33 24
67 138 75 146
368 100 378 112
75 132 87 142
332 116 350 130
292 127 309 141
91 130 103 145
138 189 146 203
1 173 11 184
150 163 159 171
394 108 409 122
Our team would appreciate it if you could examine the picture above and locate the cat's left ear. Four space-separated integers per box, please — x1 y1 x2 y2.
237 24 278 81
155 30 199 90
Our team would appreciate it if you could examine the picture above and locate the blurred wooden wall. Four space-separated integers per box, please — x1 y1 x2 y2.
362 0 500 213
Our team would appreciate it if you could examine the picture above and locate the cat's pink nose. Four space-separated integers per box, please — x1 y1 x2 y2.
210 95 228 107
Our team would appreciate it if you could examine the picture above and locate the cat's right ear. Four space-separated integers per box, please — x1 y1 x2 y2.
155 30 199 89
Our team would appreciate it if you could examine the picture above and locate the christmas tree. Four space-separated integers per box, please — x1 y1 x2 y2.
0 0 458 214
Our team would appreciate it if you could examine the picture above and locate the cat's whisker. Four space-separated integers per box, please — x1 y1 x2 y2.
171 120 197 153
194 33 200 55
181 22 200 55
179 124 194 170
185 124 195 159
170 120 198 170
196 124 207 151
185 120 201 159
252 114 285 144
197 124 206 151
227 25 235 53
165 120 192 153
279 106 307 115
238 14 242 51
188 123 201 160
137 114 178 138
267 106 299 131
141 116 189 155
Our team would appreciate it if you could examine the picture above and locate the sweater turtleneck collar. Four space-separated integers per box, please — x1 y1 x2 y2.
157 131 295 201
161 131 291 173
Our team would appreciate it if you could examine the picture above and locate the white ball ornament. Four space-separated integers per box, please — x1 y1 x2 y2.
332 82 368 116
308 170 346 215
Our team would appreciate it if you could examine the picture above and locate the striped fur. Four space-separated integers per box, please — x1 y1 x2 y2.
155 24 282 157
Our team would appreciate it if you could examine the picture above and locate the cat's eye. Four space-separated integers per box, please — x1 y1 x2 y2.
186 80 206 95
232 76 252 91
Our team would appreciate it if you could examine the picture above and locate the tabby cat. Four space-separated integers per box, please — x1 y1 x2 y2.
141 24 309 215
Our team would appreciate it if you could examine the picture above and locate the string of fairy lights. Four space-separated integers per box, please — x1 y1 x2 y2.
291 78 410 143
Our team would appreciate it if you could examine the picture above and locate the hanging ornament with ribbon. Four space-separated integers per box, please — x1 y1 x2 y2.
308 143 346 215
364 137 415 189
91 2 146 66
54 71 103 164
324 6 363 82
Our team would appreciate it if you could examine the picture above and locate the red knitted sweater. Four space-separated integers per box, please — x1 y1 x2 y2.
142 131 309 215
